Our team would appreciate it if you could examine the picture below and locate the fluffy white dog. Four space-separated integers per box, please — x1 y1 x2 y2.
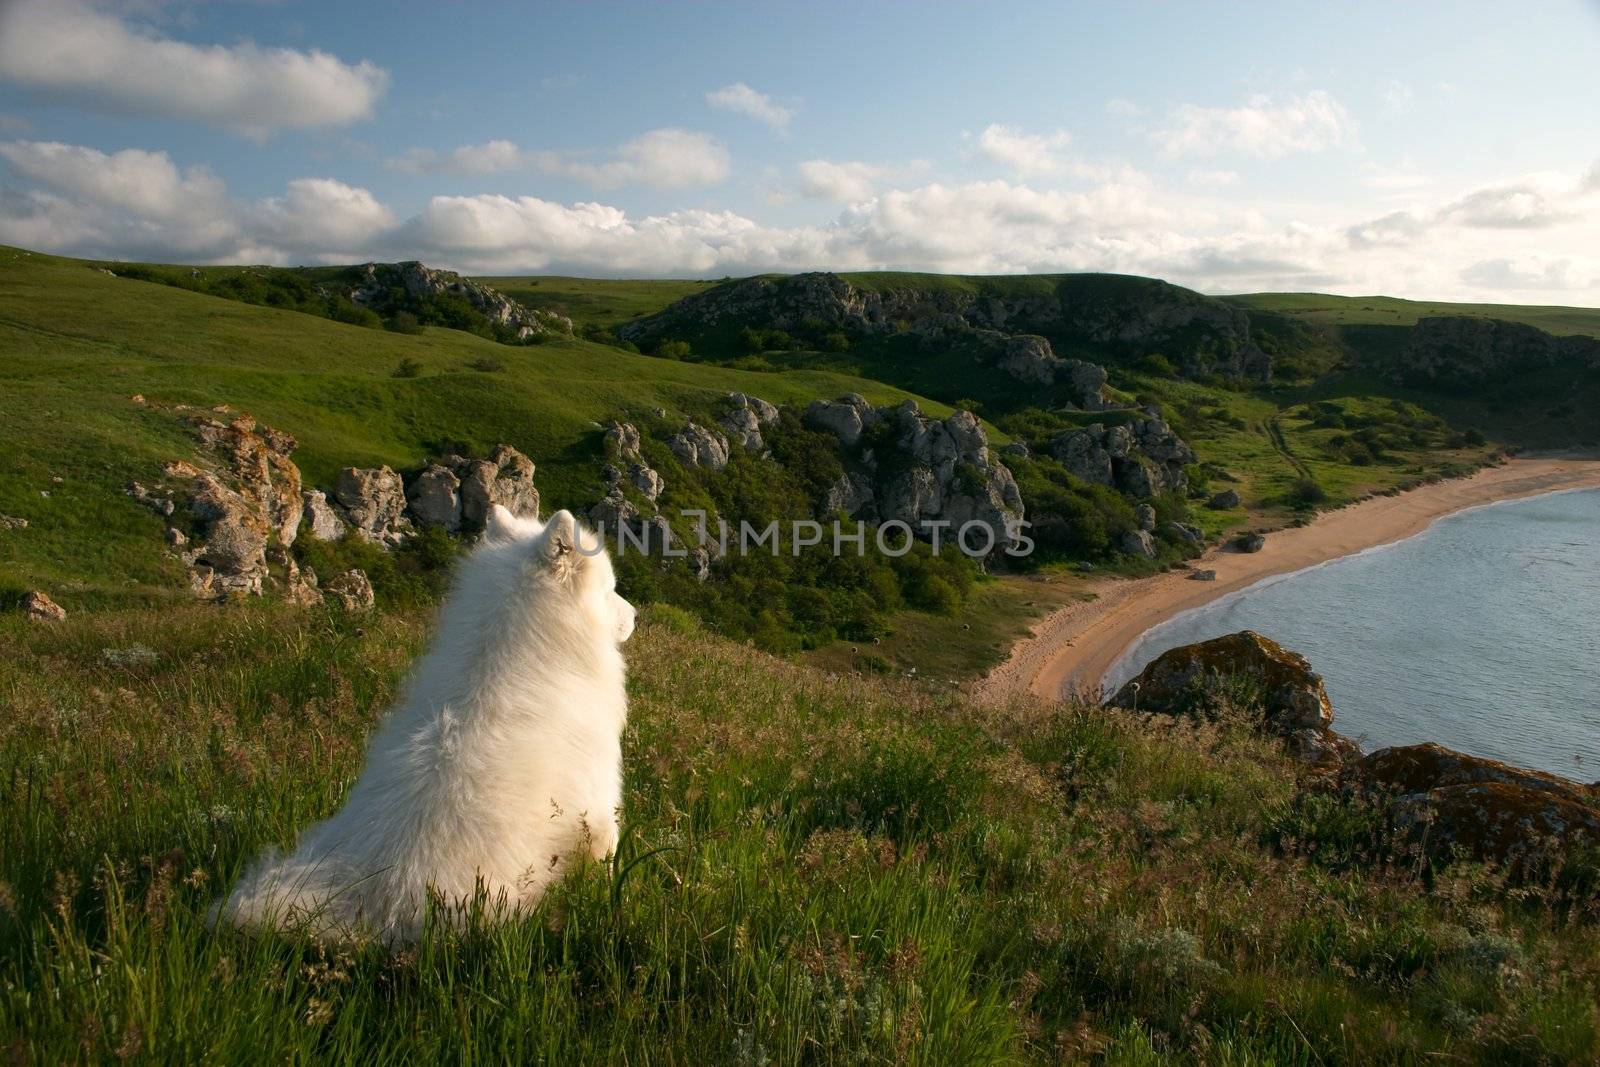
215 506 635 942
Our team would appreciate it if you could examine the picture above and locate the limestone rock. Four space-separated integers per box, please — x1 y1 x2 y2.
455 445 539 529
324 569 375 612
1207 489 1241 509
1135 504 1157 532
1050 414 1194 499
0 514 27 530
719 392 779 451
302 490 347 542
1164 521 1204 545
1121 528 1156 559
335 466 408 544
603 421 643 461
22 590 65 622
406 464 462 531
991 333 1062 386
628 463 664 502
1109 631 1340 759
822 472 875 517
1189 569 1217 581
349 262 572 338
1233 532 1266 553
1390 782 1600 881
668 422 730 470
804 393 876 447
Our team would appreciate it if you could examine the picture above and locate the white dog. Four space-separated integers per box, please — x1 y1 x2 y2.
216 506 635 942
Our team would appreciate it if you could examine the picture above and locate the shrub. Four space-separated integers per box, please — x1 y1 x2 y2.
1136 353 1177 376
388 310 424 334
654 339 691 361
392 357 424 379
908 574 961 616
466 356 504 373
822 332 850 352
1463 428 1487 446
1287 477 1328 509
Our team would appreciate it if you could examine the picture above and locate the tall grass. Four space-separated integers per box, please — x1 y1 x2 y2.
2 603 1598 1062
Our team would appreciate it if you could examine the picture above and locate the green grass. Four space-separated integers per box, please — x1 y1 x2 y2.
1228 291 1600 340
3 601 1598 1063
474 276 719 331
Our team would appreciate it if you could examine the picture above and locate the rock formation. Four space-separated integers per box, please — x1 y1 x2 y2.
334 466 409 545
1108 630 1356 765
805 396 1025 555
718 392 779 452
1378 315 1600 389
350 262 572 339
668 422 731 471
615 271 1270 383
23 590 65 622
1050 409 1196 498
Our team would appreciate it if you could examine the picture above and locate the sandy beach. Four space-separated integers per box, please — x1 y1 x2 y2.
977 455 1600 705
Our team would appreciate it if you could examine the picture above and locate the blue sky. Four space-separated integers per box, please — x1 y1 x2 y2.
2 0 1598 301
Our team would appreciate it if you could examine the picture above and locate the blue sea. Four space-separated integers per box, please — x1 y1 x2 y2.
1106 489 1600 779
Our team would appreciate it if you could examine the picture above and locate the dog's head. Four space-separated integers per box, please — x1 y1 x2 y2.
485 505 635 644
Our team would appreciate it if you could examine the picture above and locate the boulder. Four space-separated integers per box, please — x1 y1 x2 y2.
1050 414 1194 499
1059 360 1110 410
1135 504 1157 532
1120 528 1156 559
1353 743 1600 804
1206 489 1240 509
1390 782 1600 881
821 471 875 517
999 441 1030 460
324 569 375 612
1189 569 1217 581
457 445 540 529
1110 631 1342 760
186 471 270 598
0 514 27 531
628 463 665 503
1163 521 1204 545
191 416 302 547
990 333 1061 386
406 464 462 531
302 490 347 542
668 422 730 470
1233 532 1266 553
719 392 780 451
804 394 876 447
603 421 643 462
589 488 642 532
335 466 408 543
22 590 65 622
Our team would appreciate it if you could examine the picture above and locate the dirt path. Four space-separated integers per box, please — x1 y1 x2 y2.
975 455 1600 705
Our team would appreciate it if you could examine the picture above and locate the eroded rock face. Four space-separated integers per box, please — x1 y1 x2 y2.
1353 743 1600 804
335 466 409 545
804 393 876 447
603 421 643 462
668 422 730 470
719 392 779 451
1121 529 1156 559
350 262 573 337
455 445 540 529
407 464 462 531
1051 412 1196 498
324 568 375 612
1385 315 1600 389
302 490 347 542
1109 631 1348 763
23 590 65 622
991 332 1061 386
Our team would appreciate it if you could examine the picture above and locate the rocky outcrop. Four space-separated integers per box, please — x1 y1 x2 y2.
455 445 541 529
335 466 409 545
324 569 375 612
615 271 1270 382
805 397 1025 555
1109 631 1355 765
1050 410 1196 498
1233 532 1266 553
668 422 731 471
1206 489 1240 509
1353 743 1600 803
981 331 1110 407
718 392 779 452
23 590 65 622
1381 316 1600 389
350 262 572 339
603 421 643 462
301 490 347 542
406 464 461 532
1120 529 1156 559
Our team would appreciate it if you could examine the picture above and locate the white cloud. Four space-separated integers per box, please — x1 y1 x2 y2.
254 178 395 249
387 140 526 176
797 160 889 201
1152 91 1355 158
388 130 729 189
1380 80 1414 115
0 140 224 219
973 124 1073 176
1105 98 1144 118
1186 168 1239 188
705 82 795 130
0 0 388 136
6 139 1600 304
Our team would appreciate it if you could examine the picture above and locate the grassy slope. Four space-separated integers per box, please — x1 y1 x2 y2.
1228 291 1600 339
0 249 952 607
3 601 1596 1063
475 275 717 331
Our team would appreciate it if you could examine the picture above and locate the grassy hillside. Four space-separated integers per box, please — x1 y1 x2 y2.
1229 292 1600 340
476 275 717 331
0 248 950 608
3 601 1597 1063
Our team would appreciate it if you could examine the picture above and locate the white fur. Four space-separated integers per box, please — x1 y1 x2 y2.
215 507 636 942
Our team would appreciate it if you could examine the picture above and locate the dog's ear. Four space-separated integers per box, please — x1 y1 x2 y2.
538 509 581 579
485 504 520 545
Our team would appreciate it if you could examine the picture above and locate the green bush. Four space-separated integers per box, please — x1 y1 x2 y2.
654 339 691 361
392 356 424 378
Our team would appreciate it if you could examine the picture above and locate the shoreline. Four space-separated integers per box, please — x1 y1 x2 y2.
975 455 1600 705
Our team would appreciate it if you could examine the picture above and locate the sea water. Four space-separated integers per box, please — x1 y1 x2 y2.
1105 488 1600 779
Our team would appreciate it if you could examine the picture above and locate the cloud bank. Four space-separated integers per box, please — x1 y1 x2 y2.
0 1 388 136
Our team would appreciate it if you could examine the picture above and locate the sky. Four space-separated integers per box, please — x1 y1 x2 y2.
1 0 1598 302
